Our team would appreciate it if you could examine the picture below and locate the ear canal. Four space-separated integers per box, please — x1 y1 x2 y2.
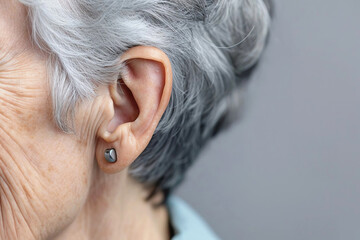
104 148 117 163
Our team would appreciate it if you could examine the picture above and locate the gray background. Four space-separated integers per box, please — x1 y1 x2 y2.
177 1 360 239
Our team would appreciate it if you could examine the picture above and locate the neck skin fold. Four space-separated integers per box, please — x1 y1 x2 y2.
52 168 171 240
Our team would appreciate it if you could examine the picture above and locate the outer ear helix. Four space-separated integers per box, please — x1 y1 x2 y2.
95 46 172 174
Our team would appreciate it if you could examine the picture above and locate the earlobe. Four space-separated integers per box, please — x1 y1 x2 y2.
95 46 172 174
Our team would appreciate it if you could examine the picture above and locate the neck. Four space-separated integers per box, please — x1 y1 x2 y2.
52 168 171 240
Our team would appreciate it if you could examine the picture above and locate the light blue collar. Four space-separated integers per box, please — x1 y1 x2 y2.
166 196 221 240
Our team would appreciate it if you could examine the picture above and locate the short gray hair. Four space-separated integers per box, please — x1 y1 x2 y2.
20 0 271 195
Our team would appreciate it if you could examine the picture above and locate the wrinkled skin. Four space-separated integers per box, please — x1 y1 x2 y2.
0 1 171 240
0 1 101 239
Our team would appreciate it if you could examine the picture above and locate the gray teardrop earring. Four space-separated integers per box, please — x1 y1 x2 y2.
104 148 117 163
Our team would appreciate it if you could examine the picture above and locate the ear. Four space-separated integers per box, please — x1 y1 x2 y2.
95 46 172 174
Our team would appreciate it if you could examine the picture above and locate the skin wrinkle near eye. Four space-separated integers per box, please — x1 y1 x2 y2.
0 64 51 139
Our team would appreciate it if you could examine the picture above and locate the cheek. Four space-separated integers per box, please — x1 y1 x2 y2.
21 117 95 236
0 59 95 237
0 108 95 238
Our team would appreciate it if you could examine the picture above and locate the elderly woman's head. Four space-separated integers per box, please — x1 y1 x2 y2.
0 0 270 239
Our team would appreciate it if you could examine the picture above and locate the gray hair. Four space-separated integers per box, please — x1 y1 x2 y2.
20 0 271 195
